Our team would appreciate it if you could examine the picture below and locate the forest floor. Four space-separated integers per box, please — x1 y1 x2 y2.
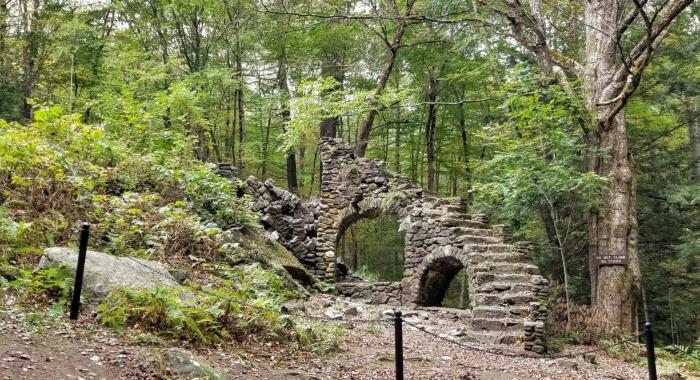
0 294 652 380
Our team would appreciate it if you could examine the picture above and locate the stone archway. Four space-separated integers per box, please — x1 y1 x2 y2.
415 255 465 306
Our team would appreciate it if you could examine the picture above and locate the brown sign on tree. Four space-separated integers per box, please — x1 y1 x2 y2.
597 255 628 266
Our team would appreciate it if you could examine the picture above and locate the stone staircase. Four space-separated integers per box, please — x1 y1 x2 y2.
420 197 547 346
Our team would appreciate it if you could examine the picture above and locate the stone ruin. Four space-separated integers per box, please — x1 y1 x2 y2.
219 138 549 353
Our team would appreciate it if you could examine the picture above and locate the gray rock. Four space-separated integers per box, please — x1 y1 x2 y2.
323 308 343 320
38 247 181 304
555 358 579 370
146 348 222 379
281 300 306 314
343 304 362 317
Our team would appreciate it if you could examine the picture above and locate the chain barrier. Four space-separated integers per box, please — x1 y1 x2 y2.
548 332 645 360
402 317 645 361
401 318 527 359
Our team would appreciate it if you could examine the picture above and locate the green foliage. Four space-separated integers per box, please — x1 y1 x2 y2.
9 265 74 308
291 321 345 355
96 264 297 346
0 107 255 259
354 265 381 283
661 338 700 372
474 66 607 213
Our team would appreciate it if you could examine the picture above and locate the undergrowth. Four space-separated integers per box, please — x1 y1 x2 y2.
0 107 332 351
95 264 341 353
0 107 256 265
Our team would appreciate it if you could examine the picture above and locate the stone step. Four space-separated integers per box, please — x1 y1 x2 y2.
464 331 521 345
468 317 524 333
442 218 485 229
457 235 500 245
473 291 535 306
473 272 533 285
476 282 534 294
471 262 540 275
464 243 515 254
472 305 531 319
446 205 469 214
468 252 529 264
453 227 492 237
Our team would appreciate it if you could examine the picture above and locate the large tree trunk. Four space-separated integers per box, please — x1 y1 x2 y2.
583 0 641 335
319 53 344 138
20 0 41 122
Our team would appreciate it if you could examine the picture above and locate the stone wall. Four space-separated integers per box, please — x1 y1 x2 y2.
335 281 402 305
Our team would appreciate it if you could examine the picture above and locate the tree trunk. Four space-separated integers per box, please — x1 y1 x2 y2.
276 49 298 192
230 90 237 165
20 0 41 122
458 101 472 206
319 52 344 138
583 0 641 335
235 39 245 169
350 224 358 271
261 114 271 175
354 1 414 157
689 100 700 181
395 110 401 174
426 67 438 192
209 128 222 162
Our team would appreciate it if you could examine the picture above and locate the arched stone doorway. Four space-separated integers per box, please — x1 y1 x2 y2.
415 256 465 306
335 215 405 282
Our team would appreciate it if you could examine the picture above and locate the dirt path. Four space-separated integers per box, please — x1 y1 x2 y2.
0 308 155 380
0 296 649 380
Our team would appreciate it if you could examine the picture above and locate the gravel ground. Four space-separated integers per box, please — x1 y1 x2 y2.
248 295 649 380
1 294 650 380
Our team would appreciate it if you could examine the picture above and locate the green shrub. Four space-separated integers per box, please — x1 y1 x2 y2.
97 263 299 346
97 285 288 346
355 265 380 282
293 321 345 355
661 338 700 372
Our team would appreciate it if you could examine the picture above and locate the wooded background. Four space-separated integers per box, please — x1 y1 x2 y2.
0 0 697 344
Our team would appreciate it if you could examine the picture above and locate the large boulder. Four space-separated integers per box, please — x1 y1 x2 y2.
38 247 181 304
144 348 222 380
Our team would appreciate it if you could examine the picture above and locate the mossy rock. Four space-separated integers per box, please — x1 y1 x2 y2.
229 229 316 291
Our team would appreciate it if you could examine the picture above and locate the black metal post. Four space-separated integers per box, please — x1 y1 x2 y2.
69 224 90 320
394 310 404 380
645 322 657 380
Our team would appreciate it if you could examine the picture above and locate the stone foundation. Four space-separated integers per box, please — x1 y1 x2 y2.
335 281 402 305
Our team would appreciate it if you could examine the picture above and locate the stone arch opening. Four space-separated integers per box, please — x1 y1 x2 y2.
415 256 466 307
336 215 405 282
